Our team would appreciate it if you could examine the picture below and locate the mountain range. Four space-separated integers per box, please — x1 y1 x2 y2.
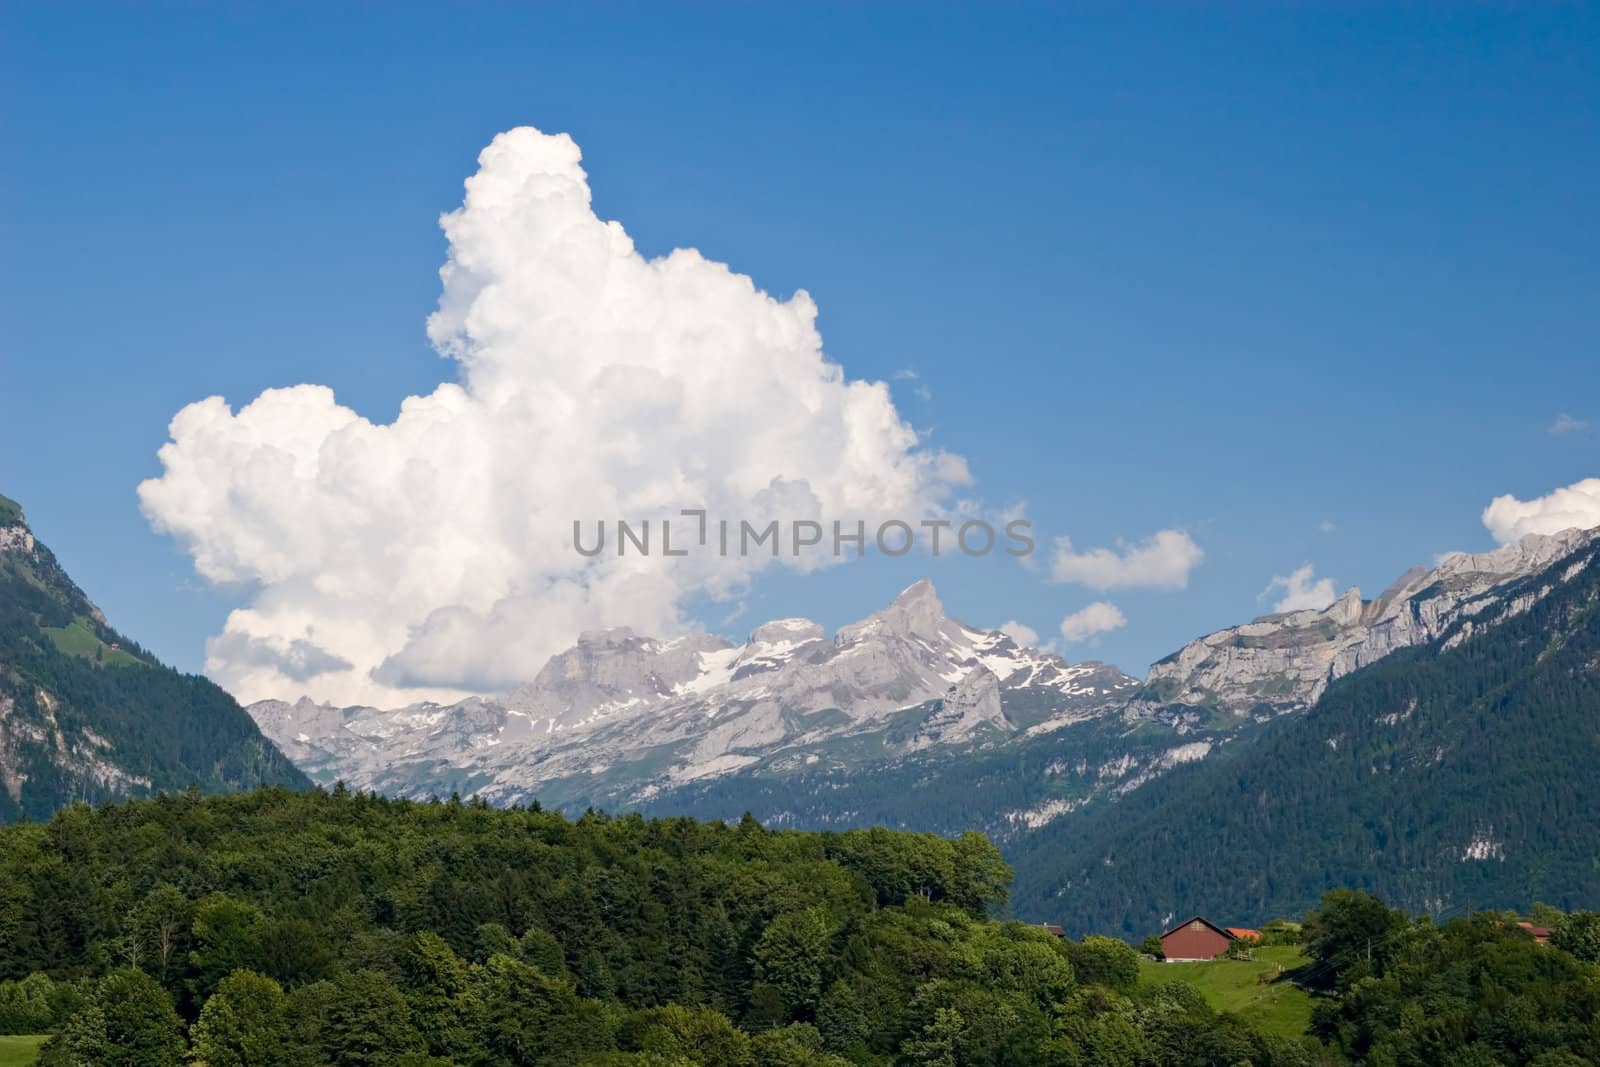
248 578 1140 810
247 524 1600 930
7 481 1596 933
0 495 306 821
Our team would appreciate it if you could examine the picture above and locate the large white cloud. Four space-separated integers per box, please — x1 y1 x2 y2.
1049 529 1202 590
139 127 971 705
1482 477 1600 544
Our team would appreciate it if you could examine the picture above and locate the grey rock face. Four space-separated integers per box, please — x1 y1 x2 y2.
504 628 734 730
1140 528 1600 717
0 526 36 554
905 666 1008 752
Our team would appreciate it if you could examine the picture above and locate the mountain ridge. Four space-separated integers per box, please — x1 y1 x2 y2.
1138 526 1600 718
1007 526 1600 931
250 578 1140 808
0 494 309 821
253 528 1599 821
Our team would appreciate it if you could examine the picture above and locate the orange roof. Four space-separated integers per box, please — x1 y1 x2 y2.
1225 927 1262 941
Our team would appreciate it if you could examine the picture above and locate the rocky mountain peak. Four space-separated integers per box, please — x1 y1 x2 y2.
893 576 938 606
1330 585 1363 625
746 618 826 647
572 626 642 648
837 578 948 644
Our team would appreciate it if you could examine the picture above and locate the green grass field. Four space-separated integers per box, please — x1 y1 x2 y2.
0 1036 48 1067
1138 944 1317 1040
42 616 142 668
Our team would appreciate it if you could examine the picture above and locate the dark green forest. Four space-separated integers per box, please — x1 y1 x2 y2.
1008 538 1600 934
1298 890 1600 1064
0 497 307 822
3 789 1599 1064
0 787 1329 1066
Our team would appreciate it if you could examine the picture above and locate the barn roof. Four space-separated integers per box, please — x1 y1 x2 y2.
1226 927 1262 941
1160 915 1234 940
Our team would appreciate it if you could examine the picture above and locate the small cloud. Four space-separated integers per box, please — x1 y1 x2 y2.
1051 529 1202 591
892 369 932 401
1058 601 1127 643
1482 477 1600 544
997 620 1041 648
1550 413 1590 436
1262 564 1337 613
1319 519 1337 533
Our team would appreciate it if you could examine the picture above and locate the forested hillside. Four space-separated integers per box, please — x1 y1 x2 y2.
1011 536 1600 934
0 787 1324 1065
0 495 306 822
1298 889 1600 1063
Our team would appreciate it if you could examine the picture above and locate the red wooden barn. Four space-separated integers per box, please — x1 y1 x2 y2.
1159 916 1235 961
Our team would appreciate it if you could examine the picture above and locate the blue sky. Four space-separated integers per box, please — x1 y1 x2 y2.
3 4 1597 696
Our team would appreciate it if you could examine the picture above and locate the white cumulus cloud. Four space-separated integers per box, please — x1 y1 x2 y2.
139 126 972 706
1050 529 1202 590
1482 477 1600 544
1058 602 1127 643
1263 564 1337 613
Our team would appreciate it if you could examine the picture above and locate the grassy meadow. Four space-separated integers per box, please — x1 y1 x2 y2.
1138 944 1317 1040
0 1035 47 1067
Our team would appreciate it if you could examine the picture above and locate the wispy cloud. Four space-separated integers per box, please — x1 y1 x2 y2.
1550 413 1590 436
1051 529 1202 591
893 368 932 402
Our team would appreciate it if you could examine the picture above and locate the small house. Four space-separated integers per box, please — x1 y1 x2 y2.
1159 916 1235 961
1518 922 1551 945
